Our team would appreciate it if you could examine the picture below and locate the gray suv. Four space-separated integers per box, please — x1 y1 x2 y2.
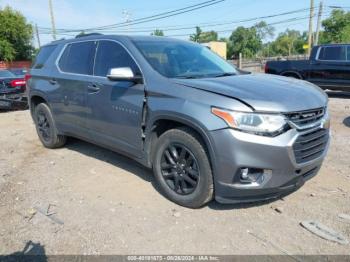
28 34 330 208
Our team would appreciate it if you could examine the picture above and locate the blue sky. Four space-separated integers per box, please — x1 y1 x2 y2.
0 0 349 47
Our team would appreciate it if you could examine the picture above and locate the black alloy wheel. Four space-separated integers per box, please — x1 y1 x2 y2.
160 143 200 195
34 103 67 148
36 111 51 142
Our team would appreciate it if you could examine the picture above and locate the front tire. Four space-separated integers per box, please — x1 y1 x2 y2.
34 103 66 148
153 127 213 208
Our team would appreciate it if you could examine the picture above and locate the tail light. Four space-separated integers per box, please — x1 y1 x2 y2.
10 79 26 87
264 63 268 73
25 74 32 81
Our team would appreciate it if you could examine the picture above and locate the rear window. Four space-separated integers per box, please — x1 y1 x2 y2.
58 41 96 75
318 46 347 61
33 45 57 69
0 70 15 78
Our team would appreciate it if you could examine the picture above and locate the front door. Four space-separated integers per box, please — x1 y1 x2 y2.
86 40 145 157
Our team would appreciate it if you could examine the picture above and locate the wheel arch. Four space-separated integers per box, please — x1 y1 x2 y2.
280 71 303 79
29 93 49 118
144 114 217 174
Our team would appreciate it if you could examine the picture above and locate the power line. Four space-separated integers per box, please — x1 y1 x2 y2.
165 11 331 37
36 4 346 35
38 6 317 34
38 0 225 32
39 11 331 39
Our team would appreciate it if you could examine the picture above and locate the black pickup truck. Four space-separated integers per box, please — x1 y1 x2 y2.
265 44 350 91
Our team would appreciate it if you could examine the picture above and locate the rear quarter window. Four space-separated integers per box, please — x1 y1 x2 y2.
318 46 347 61
33 45 57 69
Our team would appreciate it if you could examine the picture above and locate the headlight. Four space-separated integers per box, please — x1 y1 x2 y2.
212 107 288 136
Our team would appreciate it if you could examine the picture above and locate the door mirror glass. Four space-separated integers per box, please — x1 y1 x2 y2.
107 67 143 83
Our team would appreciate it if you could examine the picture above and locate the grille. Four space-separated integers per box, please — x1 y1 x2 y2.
285 108 325 127
293 128 329 164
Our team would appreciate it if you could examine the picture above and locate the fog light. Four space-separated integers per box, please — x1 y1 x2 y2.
239 168 272 184
240 168 249 180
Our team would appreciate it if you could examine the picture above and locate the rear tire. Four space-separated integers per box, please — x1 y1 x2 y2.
34 103 66 148
153 127 213 208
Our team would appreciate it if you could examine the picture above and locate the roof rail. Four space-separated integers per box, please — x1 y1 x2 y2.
50 38 66 44
75 33 103 38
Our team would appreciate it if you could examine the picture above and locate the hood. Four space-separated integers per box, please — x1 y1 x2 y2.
173 73 328 112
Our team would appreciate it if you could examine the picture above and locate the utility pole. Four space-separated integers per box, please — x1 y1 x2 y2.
307 0 314 56
35 24 41 48
315 0 323 46
122 10 132 34
48 0 57 40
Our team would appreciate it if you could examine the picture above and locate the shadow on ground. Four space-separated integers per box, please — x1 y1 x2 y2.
343 117 350 128
0 241 47 262
65 138 162 193
326 91 350 99
65 138 283 210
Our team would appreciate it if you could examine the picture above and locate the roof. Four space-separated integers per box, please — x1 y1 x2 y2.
45 34 189 47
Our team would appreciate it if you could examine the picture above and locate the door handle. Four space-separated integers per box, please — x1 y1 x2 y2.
87 83 101 93
49 79 57 85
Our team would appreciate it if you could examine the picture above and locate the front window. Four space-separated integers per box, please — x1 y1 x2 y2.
133 40 236 78
94 40 140 77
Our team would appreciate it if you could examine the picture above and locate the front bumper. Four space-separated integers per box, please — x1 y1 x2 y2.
210 125 330 204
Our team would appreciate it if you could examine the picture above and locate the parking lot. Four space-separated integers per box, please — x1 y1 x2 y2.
0 93 349 255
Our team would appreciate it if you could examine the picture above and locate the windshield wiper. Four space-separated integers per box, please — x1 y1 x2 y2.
214 72 236 78
175 75 202 79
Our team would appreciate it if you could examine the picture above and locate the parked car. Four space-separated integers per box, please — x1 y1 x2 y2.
265 44 350 91
28 35 330 208
9 68 28 78
0 69 27 110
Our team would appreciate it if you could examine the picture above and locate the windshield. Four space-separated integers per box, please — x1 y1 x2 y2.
133 40 236 78
0 70 15 78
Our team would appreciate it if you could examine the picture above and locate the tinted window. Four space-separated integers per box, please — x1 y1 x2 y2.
94 41 139 77
59 41 96 75
347 46 350 61
318 46 346 61
33 45 57 69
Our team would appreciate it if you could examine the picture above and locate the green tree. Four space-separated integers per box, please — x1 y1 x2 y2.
189 26 218 43
228 26 262 58
270 30 306 56
189 26 202 42
0 39 15 61
151 29 164 36
0 6 34 61
255 21 275 41
322 9 350 43
198 31 218 43
189 27 218 43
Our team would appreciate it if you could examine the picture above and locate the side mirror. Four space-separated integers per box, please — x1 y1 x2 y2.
107 67 143 83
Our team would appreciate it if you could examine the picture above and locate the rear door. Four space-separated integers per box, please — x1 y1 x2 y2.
86 40 145 157
314 45 350 90
53 41 97 135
